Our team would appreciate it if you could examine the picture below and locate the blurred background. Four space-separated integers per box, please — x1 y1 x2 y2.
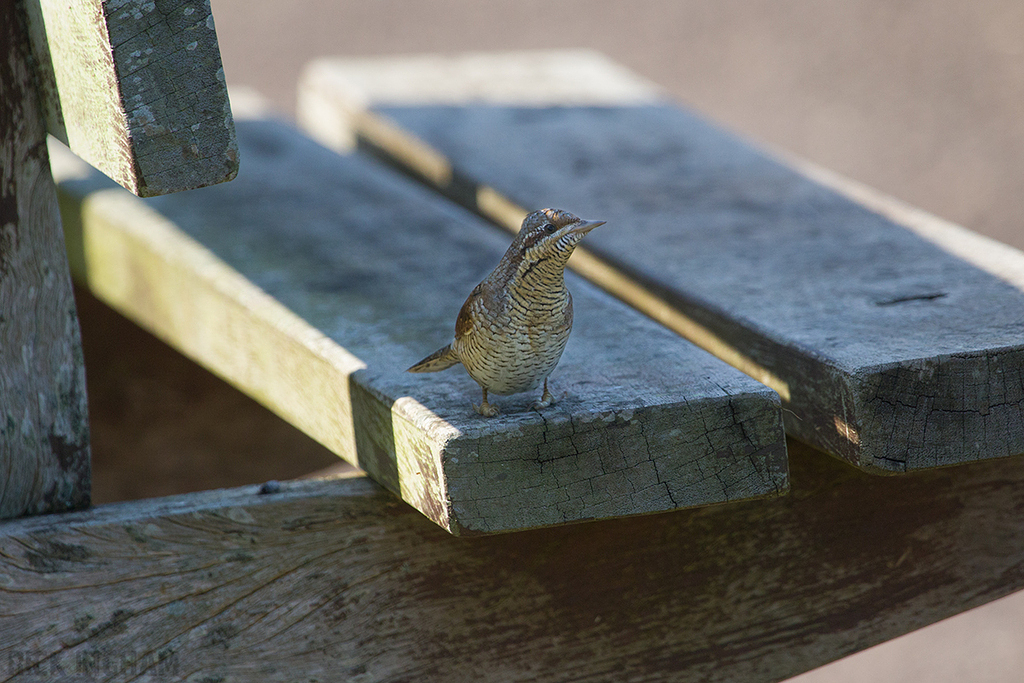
84 1 1024 681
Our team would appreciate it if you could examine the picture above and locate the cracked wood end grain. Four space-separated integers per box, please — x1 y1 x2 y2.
5 440 1024 681
297 50 1024 472
49 114 786 535
22 0 237 196
0 3 90 520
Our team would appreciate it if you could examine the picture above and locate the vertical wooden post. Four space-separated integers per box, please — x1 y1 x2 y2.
0 1 90 518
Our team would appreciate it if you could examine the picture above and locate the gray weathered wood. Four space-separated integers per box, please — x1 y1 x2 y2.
0 1 90 519
49 114 786 535
5 439 1024 682
21 0 238 196
298 51 1024 473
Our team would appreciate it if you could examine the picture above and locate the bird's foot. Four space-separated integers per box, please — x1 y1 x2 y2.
474 401 500 417
532 387 555 411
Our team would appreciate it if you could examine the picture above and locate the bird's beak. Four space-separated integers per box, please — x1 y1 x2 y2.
569 219 606 236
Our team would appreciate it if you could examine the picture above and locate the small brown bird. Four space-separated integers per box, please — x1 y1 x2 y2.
408 208 605 416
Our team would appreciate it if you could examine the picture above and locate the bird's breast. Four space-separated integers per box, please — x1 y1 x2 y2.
453 283 573 395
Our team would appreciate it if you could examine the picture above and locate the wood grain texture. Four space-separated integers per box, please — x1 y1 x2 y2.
21 0 238 196
4 439 1024 682
0 3 90 519
297 51 1024 473
49 116 786 535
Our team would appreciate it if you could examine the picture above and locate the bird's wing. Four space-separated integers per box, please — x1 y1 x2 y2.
455 282 487 340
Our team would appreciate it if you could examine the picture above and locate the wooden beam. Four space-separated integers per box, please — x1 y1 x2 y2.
0 0 90 519
5 438 1024 681
21 0 238 196
297 51 1024 473
48 114 787 535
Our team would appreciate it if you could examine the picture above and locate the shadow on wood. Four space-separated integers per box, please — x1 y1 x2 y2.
3 438 1024 681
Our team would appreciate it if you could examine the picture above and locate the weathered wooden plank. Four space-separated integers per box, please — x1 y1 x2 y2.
21 0 238 196
0 1 90 519
297 51 1024 473
5 438 1024 682
49 112 786 535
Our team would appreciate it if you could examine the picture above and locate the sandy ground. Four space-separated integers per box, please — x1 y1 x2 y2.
84 2 1024 681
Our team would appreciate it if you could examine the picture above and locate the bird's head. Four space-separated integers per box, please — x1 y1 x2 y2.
513 208 605 270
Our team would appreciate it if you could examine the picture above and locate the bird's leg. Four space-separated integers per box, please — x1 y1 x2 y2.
532 378 555 410
474 387 499 417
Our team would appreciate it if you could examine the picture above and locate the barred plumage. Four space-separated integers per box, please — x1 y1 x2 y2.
408 208 605 416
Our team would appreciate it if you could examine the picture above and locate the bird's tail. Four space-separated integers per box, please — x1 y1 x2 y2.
407 344 460 373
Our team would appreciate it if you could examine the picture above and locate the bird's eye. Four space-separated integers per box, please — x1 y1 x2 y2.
543 223 556 233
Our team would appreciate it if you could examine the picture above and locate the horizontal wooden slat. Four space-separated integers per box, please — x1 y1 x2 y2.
22 0 238 196
49 113 786 535
297 50 1024 473
5 438 1024 681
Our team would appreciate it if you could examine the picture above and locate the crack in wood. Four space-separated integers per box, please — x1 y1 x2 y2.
875 292 948 306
